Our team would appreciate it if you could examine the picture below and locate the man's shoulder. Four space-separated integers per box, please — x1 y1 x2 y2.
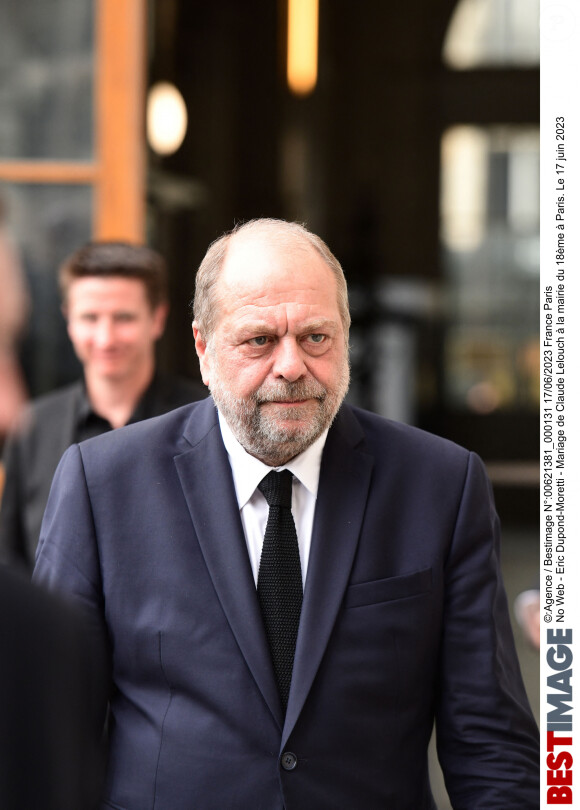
333 405 481 502
337 403 471 463
149 373 207 413
27 380 83 417
4 381 82 449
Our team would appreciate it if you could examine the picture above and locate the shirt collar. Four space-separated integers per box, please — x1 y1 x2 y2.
74 372 160 430
75 382 95 426
218 408 328 509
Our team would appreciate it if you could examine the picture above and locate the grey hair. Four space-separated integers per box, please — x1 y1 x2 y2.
192 218 350 342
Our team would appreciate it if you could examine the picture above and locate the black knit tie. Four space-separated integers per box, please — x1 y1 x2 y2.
257 470 303 710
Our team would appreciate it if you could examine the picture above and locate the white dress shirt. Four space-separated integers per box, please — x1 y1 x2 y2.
218 410 328 587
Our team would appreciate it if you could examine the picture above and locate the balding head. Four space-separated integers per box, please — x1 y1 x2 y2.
192 219 350 345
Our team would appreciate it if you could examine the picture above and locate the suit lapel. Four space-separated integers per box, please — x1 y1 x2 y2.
174 400 284 728
283 406 373 744
174 400 373 741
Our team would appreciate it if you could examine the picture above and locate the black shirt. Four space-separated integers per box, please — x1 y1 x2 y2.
74 374 200 442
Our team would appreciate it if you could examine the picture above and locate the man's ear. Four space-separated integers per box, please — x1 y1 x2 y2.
192 322 211 387
61 303 71 337
151 302 169 340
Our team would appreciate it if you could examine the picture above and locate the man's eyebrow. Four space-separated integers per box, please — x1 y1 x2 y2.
301 319 338 333
234 322 276 336
235 318 338 336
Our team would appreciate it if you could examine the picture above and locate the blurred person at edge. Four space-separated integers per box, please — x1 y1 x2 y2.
0 200 107 809
0 200 27 440
0 240 206 571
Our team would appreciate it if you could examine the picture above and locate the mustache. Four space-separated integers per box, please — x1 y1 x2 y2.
254 379 327 404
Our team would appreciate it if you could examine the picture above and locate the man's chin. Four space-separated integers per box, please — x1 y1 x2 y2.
260 423 314 444
210 378 346 464
257 410 326 451
259 400 319 424
89 363 131 383
245 423 324 466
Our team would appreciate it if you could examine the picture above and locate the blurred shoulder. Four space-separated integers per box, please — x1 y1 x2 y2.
2 381 82 449
152 373 208 411
27 381 83 419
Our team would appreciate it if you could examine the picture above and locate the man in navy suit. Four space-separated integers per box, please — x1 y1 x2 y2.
34 218 539 809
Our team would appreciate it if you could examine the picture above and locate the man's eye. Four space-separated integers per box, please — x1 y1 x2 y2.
308 334 325 344
248 336 269 347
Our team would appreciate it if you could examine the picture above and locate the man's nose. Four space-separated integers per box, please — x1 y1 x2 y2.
94 319 115 347
272 338 306 382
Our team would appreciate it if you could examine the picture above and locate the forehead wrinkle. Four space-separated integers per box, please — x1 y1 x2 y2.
233 301 338 330
224 282 325 310
220 239 335 296
226 289 330 318
235 315 338 336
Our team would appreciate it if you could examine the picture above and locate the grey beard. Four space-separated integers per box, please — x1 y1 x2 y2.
210 372 349 466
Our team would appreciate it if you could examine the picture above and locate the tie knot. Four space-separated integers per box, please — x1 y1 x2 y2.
258 470 293 509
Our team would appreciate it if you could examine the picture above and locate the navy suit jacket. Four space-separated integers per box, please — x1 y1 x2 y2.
34 397 539 809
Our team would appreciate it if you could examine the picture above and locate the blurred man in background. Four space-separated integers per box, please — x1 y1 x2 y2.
0 241 205 570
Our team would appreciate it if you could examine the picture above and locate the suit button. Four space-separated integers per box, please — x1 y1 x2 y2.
280 751 298 771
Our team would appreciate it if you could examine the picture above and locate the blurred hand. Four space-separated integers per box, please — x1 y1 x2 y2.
514 590 541 651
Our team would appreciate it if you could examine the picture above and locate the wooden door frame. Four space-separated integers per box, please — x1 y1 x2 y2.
0 0 146 242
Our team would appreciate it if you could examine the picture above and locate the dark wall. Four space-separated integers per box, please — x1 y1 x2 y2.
149 2 539 465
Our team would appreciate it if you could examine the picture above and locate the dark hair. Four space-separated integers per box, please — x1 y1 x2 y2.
59 242 168 309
